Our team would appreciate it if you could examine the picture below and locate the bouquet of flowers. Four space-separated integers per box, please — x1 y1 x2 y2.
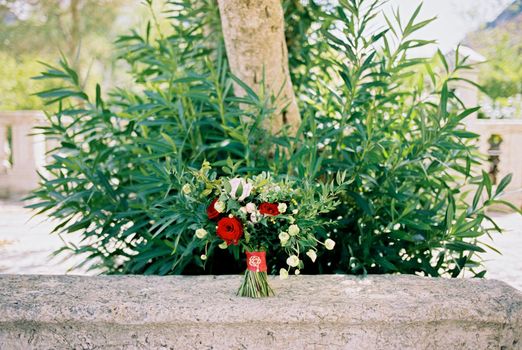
184 161 345 298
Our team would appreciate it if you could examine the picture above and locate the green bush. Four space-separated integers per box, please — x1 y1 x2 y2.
30 0 516 277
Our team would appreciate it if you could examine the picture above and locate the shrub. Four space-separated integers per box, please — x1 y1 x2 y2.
30 0 516 277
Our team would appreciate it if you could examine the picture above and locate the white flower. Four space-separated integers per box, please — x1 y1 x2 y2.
288 217 295 224
239 207 247 214
277 203 287 213
279 268 289 280
306 249 317 262
195 228 207 239
200 254 207 261
218 241 228 249
393 223 401 230
288 224 300 236
250 212 258 223
286 255 300 267
181 184 191 195
278 232 290 244
294 269 301 275
292 209 299 214
245 202 256 213
214 200 226 213
229 178 253 202
324 238 336 250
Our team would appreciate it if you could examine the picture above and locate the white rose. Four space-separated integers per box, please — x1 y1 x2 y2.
294 269 301 275
214 200 226 213
286 255 300 267
279 268 289 280
306 249 317 262
278 232 290 244
229 178 253 202
182 184 191 195
200 254 207 261
250 212 258 223
292 209 298 214
245 202 256 213
324 238 336 250
195 228 207 239
277 203 287 213
288 224 300 236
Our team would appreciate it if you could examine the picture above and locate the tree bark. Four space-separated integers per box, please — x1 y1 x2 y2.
217 0 301 135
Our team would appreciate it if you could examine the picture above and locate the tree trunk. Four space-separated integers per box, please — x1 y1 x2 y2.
217 0 301 135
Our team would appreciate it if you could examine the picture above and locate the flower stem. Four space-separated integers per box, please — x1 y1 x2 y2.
237 270 274 298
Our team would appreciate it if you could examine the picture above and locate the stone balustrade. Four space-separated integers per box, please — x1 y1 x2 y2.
0 275 521 349
0 111 46 197
466 119 522 208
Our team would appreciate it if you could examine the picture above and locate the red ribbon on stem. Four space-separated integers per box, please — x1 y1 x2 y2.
246 251 267 272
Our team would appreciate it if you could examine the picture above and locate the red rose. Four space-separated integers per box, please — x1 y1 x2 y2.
216 217 243 245
258 202 280 216
207 198 220 220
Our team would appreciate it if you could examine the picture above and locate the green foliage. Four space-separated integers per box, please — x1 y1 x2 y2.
30 0 516 277
0 0 133 109
0 53 51 110
465 9 522 100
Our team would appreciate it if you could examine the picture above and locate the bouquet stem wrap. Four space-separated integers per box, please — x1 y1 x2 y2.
237 251 274 298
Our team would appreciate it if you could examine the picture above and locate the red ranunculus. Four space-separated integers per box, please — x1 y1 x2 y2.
258 202 280 216
207 198 220 220
216 217 243 245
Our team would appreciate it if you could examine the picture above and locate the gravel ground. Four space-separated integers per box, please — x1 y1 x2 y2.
0 200 521 290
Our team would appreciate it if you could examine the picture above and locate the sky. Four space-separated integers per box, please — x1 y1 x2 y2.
383 0 514 55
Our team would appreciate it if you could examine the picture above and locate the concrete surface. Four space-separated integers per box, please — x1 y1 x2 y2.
0 274 521 349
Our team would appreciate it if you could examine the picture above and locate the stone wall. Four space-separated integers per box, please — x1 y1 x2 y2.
0 275 521 349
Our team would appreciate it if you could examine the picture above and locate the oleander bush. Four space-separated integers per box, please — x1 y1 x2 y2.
30 0 517 276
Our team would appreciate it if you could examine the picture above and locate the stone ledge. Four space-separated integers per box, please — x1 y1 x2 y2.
0 274 521 349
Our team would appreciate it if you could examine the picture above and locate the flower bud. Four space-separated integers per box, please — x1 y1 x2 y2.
214 200 226 213
182 184 191 195
195 228 207 239
288 224 300 236
286 255 300 267
306 249 317 262
278 231 290 244
245 202 256 213
277 203 287 213
324 238 336 250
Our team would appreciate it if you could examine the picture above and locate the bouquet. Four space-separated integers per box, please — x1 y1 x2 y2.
184 161 345 298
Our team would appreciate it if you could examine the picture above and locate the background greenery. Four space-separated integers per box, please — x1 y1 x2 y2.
29 0 517 277
0 0 137 109
464 0 522 117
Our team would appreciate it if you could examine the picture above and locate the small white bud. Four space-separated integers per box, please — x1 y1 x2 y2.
286 255 300 267
245 203 256 213
288 224 300 236
195 228 207 239
324 239 336 250
306 250 317 263
277 203 287 213
214 201 226 213
278 231 290 243
182 184 191 195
